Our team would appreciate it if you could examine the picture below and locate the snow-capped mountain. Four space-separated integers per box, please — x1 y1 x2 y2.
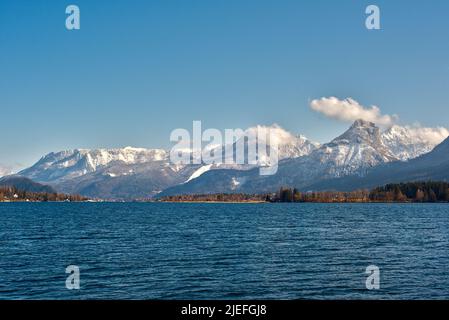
205 124 319 165
380 125 446 161
19 147 170 183
253 120 403 187
18 125 320 199
158 120 447 196
241 124 320 161
17 120 448 199
277 120 445 181
305 119 396 178
18 147 198 200
183 124 320 183
306 135 449 191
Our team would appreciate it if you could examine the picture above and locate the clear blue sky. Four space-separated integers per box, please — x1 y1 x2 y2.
1 0 449 168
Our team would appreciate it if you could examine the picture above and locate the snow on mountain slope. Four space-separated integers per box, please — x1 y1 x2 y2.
202 124 320 166
185 164 213 183
313 119 397 177
186 124 321 181
304 120 446 178
19 147 170 183
159 120 397 196
18 120 448 199
381 125 448 161
159 119 441 196
306 135 449 191
256 119 397 182
242 124 320 161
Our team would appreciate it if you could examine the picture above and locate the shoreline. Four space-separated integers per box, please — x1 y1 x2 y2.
2 200 449 204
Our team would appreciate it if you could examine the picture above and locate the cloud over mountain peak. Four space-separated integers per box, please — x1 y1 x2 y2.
310 96 449 147
310 97 398 127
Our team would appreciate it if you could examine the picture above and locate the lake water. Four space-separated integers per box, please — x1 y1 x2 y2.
1 202 449 299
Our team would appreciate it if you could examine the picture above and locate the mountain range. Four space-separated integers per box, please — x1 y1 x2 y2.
159 120 449 196
6 120 449 199
0 176 57 194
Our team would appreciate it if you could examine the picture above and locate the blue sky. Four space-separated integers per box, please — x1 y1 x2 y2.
1 0 449 168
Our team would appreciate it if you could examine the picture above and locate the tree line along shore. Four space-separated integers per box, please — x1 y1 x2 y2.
0 186 88 202
2 181 448 203
159 181 449 203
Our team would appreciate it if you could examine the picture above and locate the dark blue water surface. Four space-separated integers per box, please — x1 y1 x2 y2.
1 202 449 299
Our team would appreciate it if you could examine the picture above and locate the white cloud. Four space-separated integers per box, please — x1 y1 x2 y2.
310 97 398 127
403 125 449 145
245 124 296 146
0 165 14 178
309 96 449 145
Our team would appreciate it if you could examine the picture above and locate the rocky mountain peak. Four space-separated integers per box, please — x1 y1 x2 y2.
331 119 382 146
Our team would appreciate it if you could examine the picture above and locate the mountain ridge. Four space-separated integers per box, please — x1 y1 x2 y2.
18 121 449 199
159 120 449 197
0 176 57 194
